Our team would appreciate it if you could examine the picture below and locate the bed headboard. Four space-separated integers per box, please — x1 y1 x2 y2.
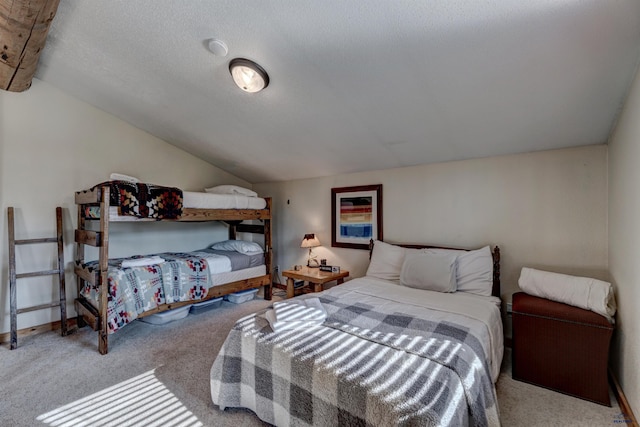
368 240 501 298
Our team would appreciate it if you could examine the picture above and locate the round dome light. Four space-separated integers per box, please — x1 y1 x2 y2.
229 58 269 93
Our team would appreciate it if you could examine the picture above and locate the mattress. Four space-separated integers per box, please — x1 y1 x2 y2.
81 251 267 334
210 277 503 426
183 191 267 210
80 264 267 308
209 265 266 287
196 248 264 270
103 192 267 220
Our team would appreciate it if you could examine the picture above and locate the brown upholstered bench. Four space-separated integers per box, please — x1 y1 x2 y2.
512 292 614 406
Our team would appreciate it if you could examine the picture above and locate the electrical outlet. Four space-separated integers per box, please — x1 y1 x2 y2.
506 302 513 314
274 265 280 272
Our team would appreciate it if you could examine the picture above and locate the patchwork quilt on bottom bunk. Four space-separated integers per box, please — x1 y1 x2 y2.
81 253 210 333
210 279 501 427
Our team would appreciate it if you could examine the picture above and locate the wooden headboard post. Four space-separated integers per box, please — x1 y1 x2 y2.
492 246 501 298
225 220 241 240
368 239 501 298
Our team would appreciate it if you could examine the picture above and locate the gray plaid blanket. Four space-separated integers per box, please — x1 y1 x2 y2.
210 279 501 426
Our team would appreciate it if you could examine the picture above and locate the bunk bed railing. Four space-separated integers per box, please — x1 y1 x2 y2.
75 184 272 222
179 208 270 221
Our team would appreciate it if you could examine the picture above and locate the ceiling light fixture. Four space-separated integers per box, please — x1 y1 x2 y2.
229 58 269 93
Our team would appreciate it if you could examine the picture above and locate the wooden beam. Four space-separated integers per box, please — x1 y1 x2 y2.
0 0 60 92
74 264 96 286
236 223 265 234
75 229 102 247
75 187 101 205
179 208 271 221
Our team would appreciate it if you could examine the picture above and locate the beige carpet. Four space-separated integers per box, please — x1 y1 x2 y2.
497 348 621 426
0 293 623 426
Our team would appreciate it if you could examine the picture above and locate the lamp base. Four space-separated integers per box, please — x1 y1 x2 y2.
307 260 320 268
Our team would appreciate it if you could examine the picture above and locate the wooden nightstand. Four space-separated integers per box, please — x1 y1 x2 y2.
281 267 349 299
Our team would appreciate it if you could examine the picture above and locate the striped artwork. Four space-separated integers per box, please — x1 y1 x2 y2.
332 184 382 249
339 196 373 238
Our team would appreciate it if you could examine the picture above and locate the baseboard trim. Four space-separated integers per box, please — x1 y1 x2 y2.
4 319 637 427
610 368 639 427
0 318 77 346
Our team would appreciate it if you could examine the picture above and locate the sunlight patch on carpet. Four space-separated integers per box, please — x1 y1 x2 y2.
37 369 203 427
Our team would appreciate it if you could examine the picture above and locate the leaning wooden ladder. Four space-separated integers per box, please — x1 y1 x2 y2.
7 207 68 349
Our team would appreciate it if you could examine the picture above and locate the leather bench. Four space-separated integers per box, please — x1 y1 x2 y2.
512 291 614 406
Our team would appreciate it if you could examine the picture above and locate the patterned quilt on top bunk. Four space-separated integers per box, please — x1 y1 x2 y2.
81 253 210 333
90 180 183 219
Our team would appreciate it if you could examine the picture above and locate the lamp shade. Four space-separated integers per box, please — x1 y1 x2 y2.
229 58 269 93
301 233 321 248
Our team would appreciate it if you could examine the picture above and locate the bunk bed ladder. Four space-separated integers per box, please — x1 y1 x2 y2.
7 207 69 350
74 185 110 354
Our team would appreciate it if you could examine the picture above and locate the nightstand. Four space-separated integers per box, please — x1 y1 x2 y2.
281 267 349 299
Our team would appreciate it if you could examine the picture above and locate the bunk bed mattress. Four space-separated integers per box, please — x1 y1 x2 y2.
102 191 267 221
196 249 264 270
83 182 266 220
209 265 266 287
81 250 266 333
183 191 267 209
105 192 266 219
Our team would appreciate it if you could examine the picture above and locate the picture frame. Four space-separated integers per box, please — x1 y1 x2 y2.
331 184 383 250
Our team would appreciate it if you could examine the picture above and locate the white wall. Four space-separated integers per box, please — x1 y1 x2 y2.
608 65 640 417
255 145 608 334
0 79 251 334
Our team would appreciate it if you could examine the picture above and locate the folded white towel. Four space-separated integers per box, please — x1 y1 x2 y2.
518 267 616 323
265 298 327 332
121 256 165 268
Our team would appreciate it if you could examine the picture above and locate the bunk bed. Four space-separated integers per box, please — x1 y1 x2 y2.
74 181 272 354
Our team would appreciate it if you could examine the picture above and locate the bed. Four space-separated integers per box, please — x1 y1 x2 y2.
210 240 503 426
74 181 273 354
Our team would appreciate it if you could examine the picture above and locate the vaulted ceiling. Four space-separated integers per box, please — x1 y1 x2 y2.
35 1 640 183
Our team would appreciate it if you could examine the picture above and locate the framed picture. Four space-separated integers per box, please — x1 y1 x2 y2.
331 184 383 250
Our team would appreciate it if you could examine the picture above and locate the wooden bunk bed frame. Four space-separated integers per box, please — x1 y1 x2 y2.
74 184 272 355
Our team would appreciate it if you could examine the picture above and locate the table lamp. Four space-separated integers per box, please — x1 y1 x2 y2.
301 233 321 267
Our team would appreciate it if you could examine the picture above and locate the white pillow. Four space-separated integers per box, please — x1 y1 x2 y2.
210 240 264 254
365 240 406 282
400 251 458 292
424 246 494 296
110 173 139 183
204 185 258 197
456 246 494 296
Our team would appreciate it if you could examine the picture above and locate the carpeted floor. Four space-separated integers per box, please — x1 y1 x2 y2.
0 293 623 426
